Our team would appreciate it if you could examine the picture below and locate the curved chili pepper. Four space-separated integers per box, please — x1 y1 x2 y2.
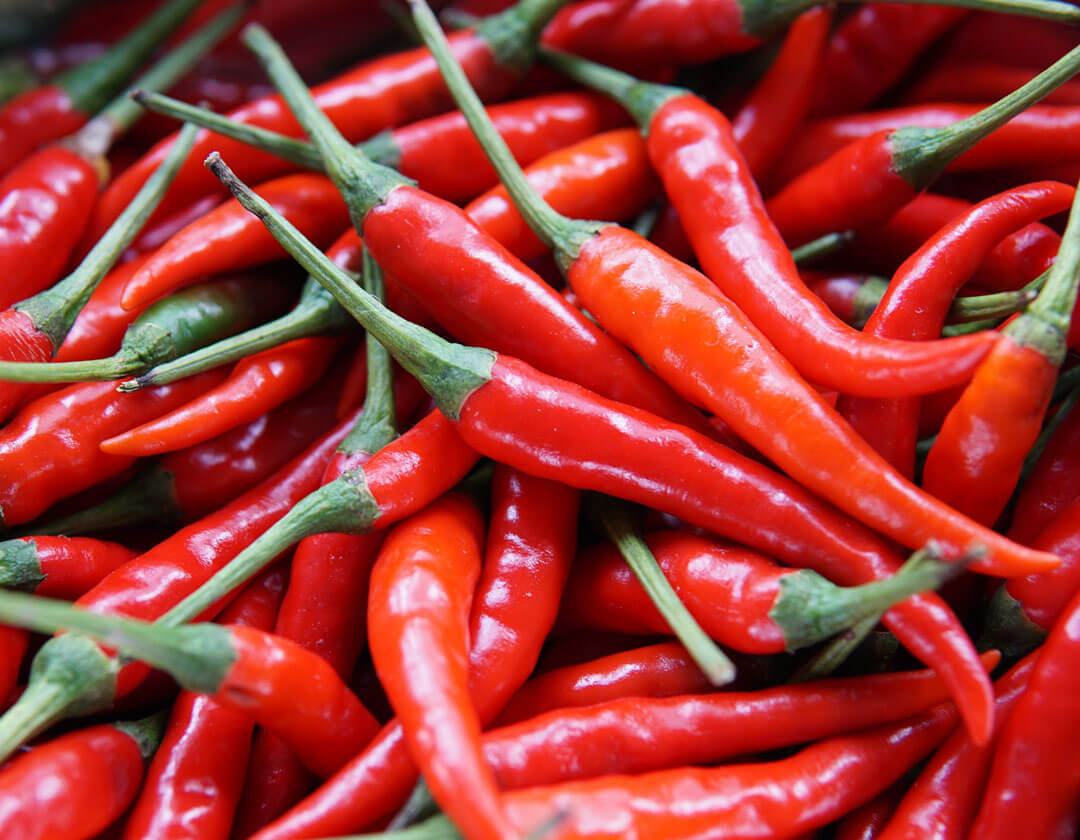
0 590 382 779
729 5 831 179
921 184 1080 526
808 4 967 118
0 121 199 422
25 356 350 536
249 464 578 840
877 654 1034 840
118 173 349 311
0 536 136 597
211 151 1003 746
839 180 1075 476
121 562 288 840
399 12 1054 578
137 88 630 204
492 641 716 727
0 711 165 840
540 51 1001 399
768 44 1080 247
0 370 223 529
0 0 205 175
101 336 340 456
968 587 1080 839
0 270 296 384
83 0 573 244
0 401 367 764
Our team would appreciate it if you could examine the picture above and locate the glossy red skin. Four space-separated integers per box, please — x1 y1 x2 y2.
0 309 59 422
879 656 1034 840
775 104 1080 186
804 272 868 325
393 92 628 203
1003 499 1080 630
540 0 759 66
835 786 903 840
121 564 288 840
650 95 997 396
969 590 1080 839
15 537 137 599
0 145 99 309
250 466 578 840
924 337 1058 526
363 185 711 437
498 705 957 840
119 174 348 310
565 226 1047 578
493 640 712 727
457 354 996 740
465 128 658 263
369 494 516 840
74 404 366 699
0 723 146 840
808 5 966 118
840 181 1074 476
86 28 518 244
0 372 223 527
1008 401 1080 543
484 663 978 793
559 531 790 653
730 6 831 179
0 86 85 176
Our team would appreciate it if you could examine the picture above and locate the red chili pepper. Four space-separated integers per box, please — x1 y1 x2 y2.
877 654 1035 840
82 0 573 245
804 272 888 328
121 562 288 840
920 185 1080 526
968 586 1080 839
0 589 383 779
0 0 206 175
935 9 1079 70
249 465 578 840
0 711 165 840
541 50 1001 399
835 785 904 840
0 537 136 598
808 4 968 118
1008 394 1080 543
118 173 350 311
100 336 341 456
729 6 831 179
838 180 1075 476
906 60 1080 106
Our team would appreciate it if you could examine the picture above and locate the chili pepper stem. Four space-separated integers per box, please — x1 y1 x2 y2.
949 288 1038 324
596 495 737 686
790 230 856 266
0 351 153 383
158 476 382 626
851 277 890 329
979 585 1048 661
113 709 170 759
0 588 234 693
770 541 971 650
16 122 199 352
388 781 440 831
206 153 495 420
892 42 1080 189
788 614 880 683
0 538 45 591
0 635 118 764
347 248 398 450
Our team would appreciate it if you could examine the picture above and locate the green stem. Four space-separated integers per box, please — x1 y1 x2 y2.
949 287 1038 323
979 585 1048 662
56 0 208 116
790 230 855 266
122 280 349 390
629 204 661 240
1017 379 1080 488
387 780 440 831
0 56 37 106
113 709 170 759
158 477 382 626
850 276 890 330
893 42 1080 189
472 0 573 74
596 496 736 686
787 614 879 684
769 542 968 651
206 153 495 420
0 588 234 693
16 121 199 352
1053 365 1080 402
0 538 45 591
0 354 141 384
0 635 118 765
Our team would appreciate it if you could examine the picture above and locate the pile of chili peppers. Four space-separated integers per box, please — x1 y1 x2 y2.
3 0 1080 837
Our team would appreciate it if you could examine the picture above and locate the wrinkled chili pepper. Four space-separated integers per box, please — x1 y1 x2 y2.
210 151 1001 746
121 562 289 840
0 536 136 597
0 589 383 779
0 711 166 840
0 0 205 175
101 336 341 456
541 47 1002 399
82 0 573 244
